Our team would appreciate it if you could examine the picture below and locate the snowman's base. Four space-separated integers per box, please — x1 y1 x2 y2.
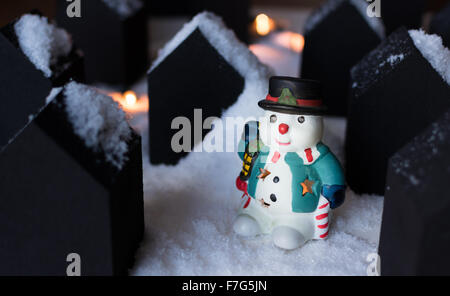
233 215 310 250
233 195 332 250
233 214 261 237
271 226 306 250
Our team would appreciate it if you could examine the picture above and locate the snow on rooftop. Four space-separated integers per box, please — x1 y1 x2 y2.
385 54 405 66
149 12 269 83
45 87 63 105
391 110 450 188
353 29 450 97
63 82 132 169
304 0 342 33
350 28 413 98
304 0 385 39
408 29 450 85
14 14 72 78
101 0 143 18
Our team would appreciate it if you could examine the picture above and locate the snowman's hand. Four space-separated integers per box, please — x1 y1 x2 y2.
321 184 346 209
236 176 248 193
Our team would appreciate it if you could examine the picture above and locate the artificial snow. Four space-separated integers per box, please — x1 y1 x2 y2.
45 87 63 105
409 29 450 85
376 54 405 70
391 111 449 187
14 14 72 77
385 54 404 66
304 0 385 39
101 0 143 19
350 29 412 98
63 82 132 169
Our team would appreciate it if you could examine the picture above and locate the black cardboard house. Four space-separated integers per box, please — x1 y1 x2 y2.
0 12 84 150
0 87 144 276
56 0 148 89
430 2 450 48
300 0 384 116
147 13 251 165
379 109 450 275
345 27 450 195
0 33 51 150
0 12 84 88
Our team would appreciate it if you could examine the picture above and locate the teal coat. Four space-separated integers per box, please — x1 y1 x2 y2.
238 142 345 213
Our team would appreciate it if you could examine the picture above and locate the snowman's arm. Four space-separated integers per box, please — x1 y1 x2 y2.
313 147 346 209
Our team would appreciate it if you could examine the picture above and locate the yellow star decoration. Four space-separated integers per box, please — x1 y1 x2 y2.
300 179 315 196
257 168 271 181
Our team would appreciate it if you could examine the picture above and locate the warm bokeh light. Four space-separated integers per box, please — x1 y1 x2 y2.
273 31 305 53
255 14 275 36
249 44 284 60
105 90 148 114
289 33 305 53
124 90 137 106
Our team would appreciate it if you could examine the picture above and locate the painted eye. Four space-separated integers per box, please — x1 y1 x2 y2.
298 116 305 124
270 194 277 202
270 115 277 123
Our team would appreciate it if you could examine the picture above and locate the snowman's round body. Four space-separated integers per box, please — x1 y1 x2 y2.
254 149 293 214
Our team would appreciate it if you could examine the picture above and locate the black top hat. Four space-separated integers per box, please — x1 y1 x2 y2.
258 76 327 115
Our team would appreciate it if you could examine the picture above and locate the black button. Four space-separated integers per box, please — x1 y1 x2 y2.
270 194 277 202
273 176 279 183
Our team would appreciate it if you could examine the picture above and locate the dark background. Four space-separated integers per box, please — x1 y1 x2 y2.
2 0 449 27
2 1 321 27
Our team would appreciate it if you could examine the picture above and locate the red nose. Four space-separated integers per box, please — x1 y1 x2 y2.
279 123 289 135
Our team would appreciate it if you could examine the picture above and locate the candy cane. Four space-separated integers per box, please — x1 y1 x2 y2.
314 195 330 239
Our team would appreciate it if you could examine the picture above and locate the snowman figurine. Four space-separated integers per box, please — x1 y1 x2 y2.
234 76 346 250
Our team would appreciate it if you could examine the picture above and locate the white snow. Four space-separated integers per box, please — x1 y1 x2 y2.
45 87 63 105
304 0 385 39
391 111 450 187
304 0 342 33
386 54 404 66
378 54 405 68
350 28 412 98
63 82 132 169
101 0 143 18
14 14 72 77
408 29 450 85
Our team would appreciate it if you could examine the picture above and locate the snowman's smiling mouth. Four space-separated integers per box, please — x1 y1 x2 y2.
259 198 271 208
275 139 291 146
